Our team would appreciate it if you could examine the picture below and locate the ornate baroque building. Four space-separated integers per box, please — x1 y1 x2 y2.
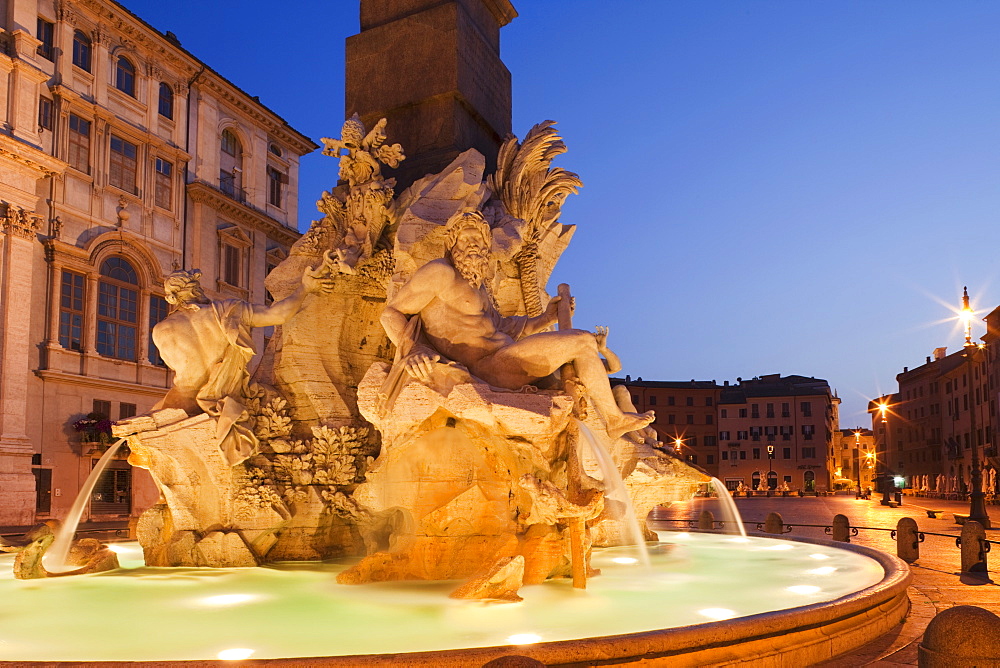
0 0 315 526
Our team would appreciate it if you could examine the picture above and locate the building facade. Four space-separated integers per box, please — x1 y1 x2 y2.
833 428 875 492
0 0 315 526
872 341 997 495
614 378 722 476
613 374 840 491
717 375 839 493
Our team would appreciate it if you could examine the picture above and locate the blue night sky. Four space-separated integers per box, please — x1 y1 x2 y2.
124 1 1000 427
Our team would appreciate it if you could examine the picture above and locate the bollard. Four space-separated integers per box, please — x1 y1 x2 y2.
896 517 920 563
698 510 715 532
918 605 1000 667
763 511 784 534
832 514 851 542
958 520 989 577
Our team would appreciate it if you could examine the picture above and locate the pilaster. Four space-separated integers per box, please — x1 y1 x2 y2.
0 204 42 525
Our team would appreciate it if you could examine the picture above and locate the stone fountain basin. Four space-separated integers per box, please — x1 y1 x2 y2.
0 533 908 666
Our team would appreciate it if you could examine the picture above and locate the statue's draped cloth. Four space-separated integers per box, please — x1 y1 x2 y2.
198 299 259 466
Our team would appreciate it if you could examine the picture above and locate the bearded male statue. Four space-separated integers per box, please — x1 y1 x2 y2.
152 258 334 465
380 211 654 439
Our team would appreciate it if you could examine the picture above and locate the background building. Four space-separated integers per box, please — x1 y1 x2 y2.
0 0 315 526
834 428 875 492
614 374 840 492
717 374 839 493
871 342 997 496
614 378 721 476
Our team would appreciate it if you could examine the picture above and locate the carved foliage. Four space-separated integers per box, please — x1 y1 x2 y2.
236 387 378 521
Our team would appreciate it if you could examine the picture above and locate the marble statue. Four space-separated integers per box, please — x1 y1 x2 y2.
380 210 654 440
152 260 335 465
99 116 708 591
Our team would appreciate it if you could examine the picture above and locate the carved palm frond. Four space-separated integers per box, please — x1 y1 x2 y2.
488 121 582 315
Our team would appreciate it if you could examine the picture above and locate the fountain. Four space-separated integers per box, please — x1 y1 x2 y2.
0 117 910 665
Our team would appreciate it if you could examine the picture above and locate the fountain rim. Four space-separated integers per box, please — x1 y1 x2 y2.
17 533 909 667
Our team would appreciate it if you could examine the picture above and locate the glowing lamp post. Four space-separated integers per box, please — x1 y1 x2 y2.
960 287 991 528
874 401 893 506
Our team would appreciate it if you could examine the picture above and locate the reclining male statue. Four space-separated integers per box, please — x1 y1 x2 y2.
380 210 653 439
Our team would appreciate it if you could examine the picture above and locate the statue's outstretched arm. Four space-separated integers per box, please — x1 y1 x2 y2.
250 252 336 327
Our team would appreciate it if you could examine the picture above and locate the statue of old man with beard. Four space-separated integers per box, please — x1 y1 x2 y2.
380 210 653 439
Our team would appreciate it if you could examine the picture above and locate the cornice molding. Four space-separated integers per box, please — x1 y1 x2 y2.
0 133 67 176
34 368 170 397
187 180 300 246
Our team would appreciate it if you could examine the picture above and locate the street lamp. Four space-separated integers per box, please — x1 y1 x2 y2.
767 444 774 495
960 287 992 528
874 400 894 505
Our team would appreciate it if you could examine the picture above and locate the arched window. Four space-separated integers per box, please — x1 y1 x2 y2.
158 82 173 119
115 56 136 97
72 30 92 71
97 257 139 360
219 129 244 201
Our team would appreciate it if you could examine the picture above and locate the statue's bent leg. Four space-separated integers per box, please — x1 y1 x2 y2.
477 331 653 438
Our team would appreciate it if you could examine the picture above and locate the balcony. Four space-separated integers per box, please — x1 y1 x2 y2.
220 176 247 204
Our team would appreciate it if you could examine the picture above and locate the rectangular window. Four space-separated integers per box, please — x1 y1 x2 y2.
719 431 730 440
38 97 53 130
707 454 715 465
801 402 812 417
802 425 815 440
722 451 729 461
686 397 694 407
109 135 138 194
705 414 713 425
667 414 675 424
802 447 816 459
93 399 112 418
739 450 746 460
737 430 748 440
223 243 242 287
686 414 694 424
751 404 760 418
118 403 137 420
766 403 775 418
704 436 716 447
267 166 284 207
36 17 54 60
752 448 760 459
721 409 727 418
782 447 791 459
148 295 169 366
58 270 85 351
705 397 713 406
739 408 747 418
648 395 656 406
782 402 790 417
668 396 675 406
154 158 173 209
68 115 91 173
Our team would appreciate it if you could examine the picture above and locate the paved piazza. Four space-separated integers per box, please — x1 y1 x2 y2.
652 494 1000 666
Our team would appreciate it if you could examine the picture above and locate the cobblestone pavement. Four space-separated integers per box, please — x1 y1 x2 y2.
650 493 1000 667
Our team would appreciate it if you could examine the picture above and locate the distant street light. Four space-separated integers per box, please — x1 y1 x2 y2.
960 287 991 528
